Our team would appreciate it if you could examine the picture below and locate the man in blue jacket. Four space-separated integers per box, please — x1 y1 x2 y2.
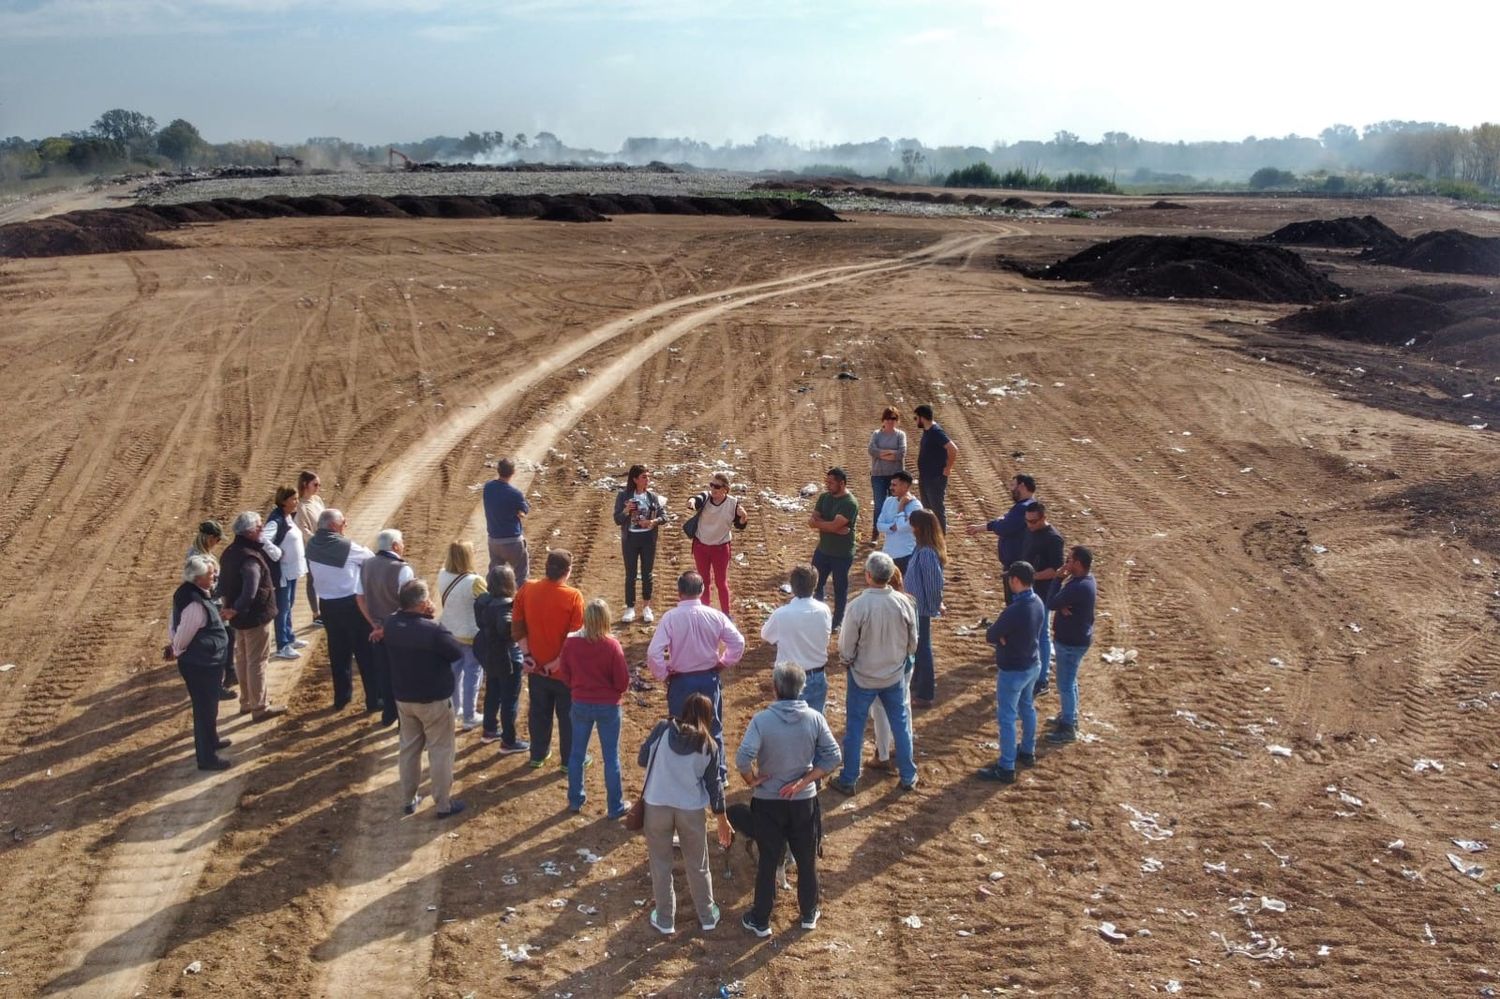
976 561 1044 785
965 474 1037 593
382 579 468 818
1047 546 1097 745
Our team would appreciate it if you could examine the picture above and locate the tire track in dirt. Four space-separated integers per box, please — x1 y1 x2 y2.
313 235 1000 998
41 233 993 998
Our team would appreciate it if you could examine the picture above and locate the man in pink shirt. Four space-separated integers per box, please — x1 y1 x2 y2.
647 571 745 781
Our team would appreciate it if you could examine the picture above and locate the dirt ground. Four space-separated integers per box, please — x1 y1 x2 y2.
0 196 1496 999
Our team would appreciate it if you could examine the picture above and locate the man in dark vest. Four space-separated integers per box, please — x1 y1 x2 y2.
383 578 467 817
218 511 288 722
167 555 234 770
362 527 415 728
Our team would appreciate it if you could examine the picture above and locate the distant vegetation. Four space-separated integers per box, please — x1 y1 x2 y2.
943 163 1119 193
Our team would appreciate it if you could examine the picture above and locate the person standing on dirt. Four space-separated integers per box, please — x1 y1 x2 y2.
913 405 957 532
759 564 833 715
218 511 288 722
1021 502 1065 699
904 509 947 710
559 598 631 818
361 529 415 728
306 508 378 712
967 474 1036 595
828 552 918 795
474 564 529 755
808 468 858 631
867 406 907 542
614 464 666 624
294 471 326 626
686 472 747 616
647 571 746 783
1046 546 1096 745
876 470 923 574
977 561 1044 785
167 555 233 770
183 519 235 701
735 662 842 938
483 458 530 584
437 541 487 730
381 579 468 818
265 486 307 663
512 549 585 770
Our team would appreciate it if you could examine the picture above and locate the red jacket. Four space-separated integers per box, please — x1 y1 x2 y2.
558 634 629 705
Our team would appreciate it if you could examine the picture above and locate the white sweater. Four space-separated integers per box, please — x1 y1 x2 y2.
437 568 487 643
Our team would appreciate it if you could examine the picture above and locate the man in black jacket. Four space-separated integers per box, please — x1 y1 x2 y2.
218 511 288 722
383 579 468 818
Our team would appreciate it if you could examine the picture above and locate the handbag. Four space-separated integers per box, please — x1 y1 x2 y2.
680 492 707 540
624 729 665 831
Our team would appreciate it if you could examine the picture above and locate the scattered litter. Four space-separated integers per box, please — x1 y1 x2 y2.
183 961 202 975
971 832 990 845
1141 857 1164 874
1310 544 1329 555
1098 921 1128 943
1101 647 1138 664
1423 923 1437 945
720 982 747 998
900 914 923 929
799 482 819 497
1413 758 1445 773
1121 803 1174 841
501 873 519 885
1262 841 1291 867
988 870 1005 881
547 898 567 909
1388 839 1405 850
1164 981 1183 995
1447 853 1485 878
1267 745 1294 758
1211 930 1287 961
836 371 859 381
1260 897 1288 913
1349 622 1362 633
1204 861 1228 874
539 860 563 876
1068 818 1092 832
1317 945 1331 957
1452 839 1488 853
576 847 602 863
426 904 437 912
501 942 533 962
0 663 15 672
1268 657 1285 668
577 904 599 915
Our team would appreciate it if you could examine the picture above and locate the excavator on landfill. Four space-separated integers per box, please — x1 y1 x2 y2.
388 148 414 170
274 154 304 169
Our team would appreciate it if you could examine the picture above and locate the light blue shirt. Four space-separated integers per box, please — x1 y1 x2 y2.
876 493 923 559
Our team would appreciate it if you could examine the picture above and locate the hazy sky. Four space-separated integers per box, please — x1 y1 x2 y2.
2 0 1496 148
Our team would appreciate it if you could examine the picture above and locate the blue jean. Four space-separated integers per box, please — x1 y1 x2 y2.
483 646 524 743
274 578 297 649
870 476 892 532
811 549 854 628
839 671 917 786
1052 642 1089 727
668 670 725 782
996 662 1040 770
803 668 828 716
913 615 935 700
450 644 481 721
1037 607 1052 688
569 701 624 814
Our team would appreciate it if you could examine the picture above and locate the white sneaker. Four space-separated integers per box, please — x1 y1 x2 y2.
461 715 481 731
292 638 309 649
642 606 655 624
620 607 637 624
273 646 301 660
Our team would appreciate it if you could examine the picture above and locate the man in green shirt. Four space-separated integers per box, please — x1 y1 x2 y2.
808 467 859 630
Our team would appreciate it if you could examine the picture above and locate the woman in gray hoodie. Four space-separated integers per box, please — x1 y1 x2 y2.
734 663 842 937
639 692 731 935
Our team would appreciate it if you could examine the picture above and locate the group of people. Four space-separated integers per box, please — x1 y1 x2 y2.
162 403 1097 936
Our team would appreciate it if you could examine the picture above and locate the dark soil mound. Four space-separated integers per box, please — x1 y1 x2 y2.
487 195 546 218
1149 200 1188 209
1259 215 1402 248
287 196 348 217
1273 293 1457 345
935 193 959 204
650 197 704 215
688 197 742 215
773 201 844 223
1394 282 1494 303
962 194 988 205
0 218 173 257
433 197 497 219
203 199 266 220
1363 229 1500 276
1000 197 1036 209
248 198 307 217
536 203 609 223
148 203 215 224
614 194 658 214
1040 235 1343 303
1046 199 1071 208
389 196 439 218
584 195 625 215
338 195 408 218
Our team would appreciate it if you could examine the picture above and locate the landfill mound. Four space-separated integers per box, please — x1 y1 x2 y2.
1149 200 1188 209
1037 235 1343 303
1361 229 1500 276
773 201 844 222
1393 282 1494 303
1046 199 1072 208
999 197 1037 209
1273 293 1458 345
1258 215 1403 248
0 193 810 258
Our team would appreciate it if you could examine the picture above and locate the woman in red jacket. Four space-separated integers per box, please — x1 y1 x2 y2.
560 598 630 817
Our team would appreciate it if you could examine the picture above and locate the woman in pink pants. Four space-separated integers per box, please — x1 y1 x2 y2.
686 472 746 615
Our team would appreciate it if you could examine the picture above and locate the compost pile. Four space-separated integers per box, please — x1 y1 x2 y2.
1361 229 1500 276
0 192 838 258
1258 215 1403 249
1274 284 1500 366
1034 235 1345 303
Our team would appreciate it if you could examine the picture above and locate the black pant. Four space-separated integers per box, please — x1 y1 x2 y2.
750 796 820 925
370 641 398 724
483 648 524 743
321 595 375 709
527 673 572 763
178 661 223 766
919 474 949 533
622 530 657 606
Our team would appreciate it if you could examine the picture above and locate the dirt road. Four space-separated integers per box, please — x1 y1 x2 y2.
0 205 1495 997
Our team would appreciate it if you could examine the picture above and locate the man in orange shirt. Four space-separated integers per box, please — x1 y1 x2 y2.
513 549 586 769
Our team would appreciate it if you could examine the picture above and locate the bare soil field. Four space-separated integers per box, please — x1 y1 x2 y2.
0 194 1496 998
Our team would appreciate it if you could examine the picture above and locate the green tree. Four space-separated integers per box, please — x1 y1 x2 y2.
156 119 205 168
92 108 157 145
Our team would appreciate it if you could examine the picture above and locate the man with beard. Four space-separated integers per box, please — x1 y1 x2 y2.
912 405 957 532
807 467 859 631
1021 502 1065 698
967 474 1037 601
306 508 378 712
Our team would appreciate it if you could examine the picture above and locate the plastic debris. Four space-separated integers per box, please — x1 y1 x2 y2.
1413 758 1445 773
183 961 203 975
1268 657 1285 668
1101 647 1138 665
1122 803 1174 841
1141 857 1164 874
1349 622 1362 633
1448 853 1485 878
1164 981 1182 994
720 982 747 998
1387 840 1405 850
1267 745 1293 758
1423 923 1437 945
501 873 519 886
577 904 599 916
900 914 923 929
988 870 1005 881
1260 897 1288 913
501 942 533 962
1098 921 1128 943
799 482 819 497
1204 861 1228 874
1452 839 1488 853
0 663 15 673
576 847 602 863
1317 945 1332 957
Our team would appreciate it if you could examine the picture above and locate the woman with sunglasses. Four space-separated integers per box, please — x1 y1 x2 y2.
686 473 747 615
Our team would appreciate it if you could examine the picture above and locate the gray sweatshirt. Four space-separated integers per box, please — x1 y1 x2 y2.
735 699 842 800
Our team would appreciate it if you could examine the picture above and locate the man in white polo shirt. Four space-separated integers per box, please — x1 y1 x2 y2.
306 508 377 711
759 564 834 715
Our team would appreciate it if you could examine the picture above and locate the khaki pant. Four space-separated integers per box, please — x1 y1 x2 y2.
487 536 529 585
643 804 715 928
233 622 273 714
397 699 456 812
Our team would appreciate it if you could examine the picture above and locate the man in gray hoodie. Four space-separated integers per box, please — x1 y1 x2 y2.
735 663 841 938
